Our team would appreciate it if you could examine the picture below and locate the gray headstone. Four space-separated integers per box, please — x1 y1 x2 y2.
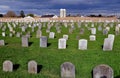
98 26 102 31
16 32 21 37
0 40 5 46
28 60 37 74
58 38 66 49
3 60 13 72
22 26 26 32
103 29 108 35
61 62 75 78
40 36 47 47
36 30 42 38
103 38 114 51
9 33 13 37
78 39 87 50
69 28 73 34
80 28 84 34
22 36 28 47
93 64 113 78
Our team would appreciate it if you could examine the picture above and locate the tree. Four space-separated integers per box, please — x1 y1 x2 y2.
20 10 25 18
5 10 16 17
0 14 3 17
27 13 34 17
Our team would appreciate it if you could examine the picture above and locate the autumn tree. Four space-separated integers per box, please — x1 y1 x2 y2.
5 10 16 17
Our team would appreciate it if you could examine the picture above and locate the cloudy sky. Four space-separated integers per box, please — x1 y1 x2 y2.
0 0 120 16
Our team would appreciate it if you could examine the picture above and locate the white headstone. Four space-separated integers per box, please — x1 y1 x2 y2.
22 36 29 47
28 60 37 74
0 40 5 46
3 60 13 72
40 36 47 47
91 28 96 35
58 38 66 49
2 32 5 37
103 38 114 51
78 39 87 50
89 35 96 41
49 32 55 39
63 35 68 40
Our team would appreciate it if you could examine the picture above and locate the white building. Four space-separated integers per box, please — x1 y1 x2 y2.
60 9 66 18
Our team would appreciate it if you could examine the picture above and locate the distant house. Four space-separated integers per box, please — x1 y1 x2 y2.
41 15 58 18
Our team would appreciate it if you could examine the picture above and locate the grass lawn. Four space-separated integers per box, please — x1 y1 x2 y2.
0 22 120 78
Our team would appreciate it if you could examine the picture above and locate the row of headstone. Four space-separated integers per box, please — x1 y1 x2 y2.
3 60 113 77
61 62 113 78
3 60 38 74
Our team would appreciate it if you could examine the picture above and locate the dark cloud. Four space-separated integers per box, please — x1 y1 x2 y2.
0 0 119 15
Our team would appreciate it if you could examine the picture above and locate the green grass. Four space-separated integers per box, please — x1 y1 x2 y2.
0 22 120 78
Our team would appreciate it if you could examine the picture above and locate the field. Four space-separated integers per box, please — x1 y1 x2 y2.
0 22 120 78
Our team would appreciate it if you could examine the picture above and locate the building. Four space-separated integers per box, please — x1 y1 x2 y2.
60 9 66 18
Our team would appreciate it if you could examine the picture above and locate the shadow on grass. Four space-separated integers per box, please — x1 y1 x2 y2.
91 70 93 78
37 65 43 73
101 45 103 49
5 43 8 45
13 64 20 71
29 42 33 46
47 43 51 47
115 75 120 78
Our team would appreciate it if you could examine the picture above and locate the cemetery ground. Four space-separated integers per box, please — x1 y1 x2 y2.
0 22 120 78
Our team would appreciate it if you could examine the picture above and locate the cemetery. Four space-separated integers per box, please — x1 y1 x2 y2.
0 20 120 78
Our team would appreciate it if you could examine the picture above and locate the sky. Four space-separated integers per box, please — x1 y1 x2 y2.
0 0 120 16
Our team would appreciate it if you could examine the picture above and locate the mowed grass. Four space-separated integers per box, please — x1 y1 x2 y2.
0 22 120 78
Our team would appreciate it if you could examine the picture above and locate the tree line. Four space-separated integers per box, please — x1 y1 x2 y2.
0 10 34 18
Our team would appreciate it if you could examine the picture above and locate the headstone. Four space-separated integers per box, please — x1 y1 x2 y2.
28 60 37 74
91 28 96 34
9 33 13 37
36 30 42 38
58 38 66 49
0 40 5 46
69 28 73 34
80 28 84 34
106 27 110 31
98 26 102 31
78 39 87 50
103 38 114 51
21 26 25 32
61 62 75 78
26 32 31 38
3 60 13 72
46 29 50 33
93 64 113 78
2 32 5 37
63 35 68 40
16 32 21 37
22 36 28 47
49 32 55 39
108 34 115 42
57 30 61 33
89 35 96 41
103 29 108 35
76 35 80 40
40 36 47 47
